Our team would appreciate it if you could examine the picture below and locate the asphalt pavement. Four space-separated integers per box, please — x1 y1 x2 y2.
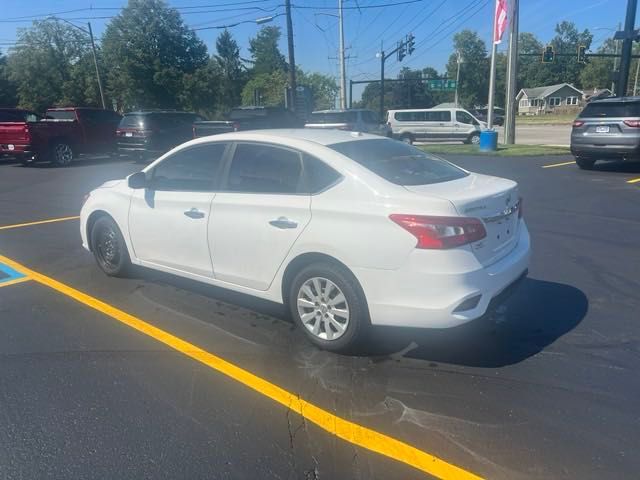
1 153 639 480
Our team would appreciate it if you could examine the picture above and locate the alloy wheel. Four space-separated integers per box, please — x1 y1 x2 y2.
55 144 73 165
296 277 350 341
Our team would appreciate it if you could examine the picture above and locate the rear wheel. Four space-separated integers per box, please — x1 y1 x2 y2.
575 157 596 170
400 133 413 145
289 262 369 353
90 216 131 277
50 142 74 167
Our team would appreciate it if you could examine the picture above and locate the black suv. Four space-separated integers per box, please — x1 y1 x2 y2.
571 97 640 169
117 110 205 160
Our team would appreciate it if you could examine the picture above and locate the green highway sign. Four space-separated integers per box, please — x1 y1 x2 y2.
426 79 456 91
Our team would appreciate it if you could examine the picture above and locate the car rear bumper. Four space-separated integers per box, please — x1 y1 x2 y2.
571 136 640 159
353 221 531 328
0 144 35 157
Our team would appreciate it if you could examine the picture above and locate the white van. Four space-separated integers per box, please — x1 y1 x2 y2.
387 108 486 145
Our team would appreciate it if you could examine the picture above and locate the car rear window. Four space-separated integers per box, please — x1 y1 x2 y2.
579 101 640 118
327 139 468 186
308 112 358 124
46 110 76 120
119 115 146 129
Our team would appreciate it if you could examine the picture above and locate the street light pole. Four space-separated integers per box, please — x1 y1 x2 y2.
504 0 519 145
454 51 463 107
338 0 347 109
87 22 106 109
617 0 638 96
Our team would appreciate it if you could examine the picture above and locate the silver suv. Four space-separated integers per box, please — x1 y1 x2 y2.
571 97 640 169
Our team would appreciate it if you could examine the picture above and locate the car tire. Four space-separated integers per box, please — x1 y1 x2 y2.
400 134 413 145
289 262 369 353
467 133 481 145
90 216 132 277
575 157 596 170
50 142 74 167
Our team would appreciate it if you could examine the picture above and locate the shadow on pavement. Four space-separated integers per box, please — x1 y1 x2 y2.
129 266 587 367
593 160 640 173
364 277 588 367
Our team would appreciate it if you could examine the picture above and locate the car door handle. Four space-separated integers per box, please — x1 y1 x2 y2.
184 208 205 219
269 217 298 229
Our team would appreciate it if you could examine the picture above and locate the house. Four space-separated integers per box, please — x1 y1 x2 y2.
516 83 584 115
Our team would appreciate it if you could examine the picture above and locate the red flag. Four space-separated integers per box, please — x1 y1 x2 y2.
493 0 508 44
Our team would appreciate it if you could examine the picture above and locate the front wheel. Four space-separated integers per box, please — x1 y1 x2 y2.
575 157 596 170
50 142 74 167
90 216 132 277
289 262 369 353
400 133 413 145
467 133 481 145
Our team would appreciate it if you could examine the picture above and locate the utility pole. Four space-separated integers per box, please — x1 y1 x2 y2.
285 0 297 112
454 51 463 107
338 0 347 109
616 0 638 96
634 56 640 95
612 22 622 92
379 47 385 119
87 22 106 109
504 0 519 145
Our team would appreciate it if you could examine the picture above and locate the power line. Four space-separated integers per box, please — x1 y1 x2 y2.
292 0 428 10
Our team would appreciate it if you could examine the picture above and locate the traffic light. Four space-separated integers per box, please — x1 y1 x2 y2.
397 41 406 62
542 45 555 63
577 45 587 63
407 33 415 55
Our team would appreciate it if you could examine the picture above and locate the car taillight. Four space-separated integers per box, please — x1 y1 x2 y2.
389 214 486 249
233 122 240 131
623 119 640 127
572 120 584 127
192 126 197 138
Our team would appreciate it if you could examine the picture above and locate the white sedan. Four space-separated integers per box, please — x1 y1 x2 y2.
80 129 530 352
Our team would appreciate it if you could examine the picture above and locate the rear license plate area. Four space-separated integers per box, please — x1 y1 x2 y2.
596 126 610 133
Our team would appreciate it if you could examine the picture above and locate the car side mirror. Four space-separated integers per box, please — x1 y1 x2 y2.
128 171 148 189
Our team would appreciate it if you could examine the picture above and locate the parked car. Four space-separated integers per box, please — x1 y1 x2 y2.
571 96 640 169
193 106 302 138
0 107 122 166
117 110 206 160
472 107 505 126
81 129 529 352
304 109 391 137
387 108 485 145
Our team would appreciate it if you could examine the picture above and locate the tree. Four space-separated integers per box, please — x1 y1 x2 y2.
298 71 338 110
446 30 489 108
7 19 93 111
215 30 245 113
517 32 545 89
180 59 221 116
580 38 616 91
101 0 209 110
0 50 18 107
546 21 593 88
241 70 288 106
248 26 287 75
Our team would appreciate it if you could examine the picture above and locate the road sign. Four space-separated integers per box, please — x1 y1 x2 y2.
427 79 456 91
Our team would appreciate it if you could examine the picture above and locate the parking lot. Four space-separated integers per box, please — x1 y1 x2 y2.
1 152 639 480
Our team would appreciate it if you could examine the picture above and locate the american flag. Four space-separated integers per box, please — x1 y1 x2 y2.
493 0 508 44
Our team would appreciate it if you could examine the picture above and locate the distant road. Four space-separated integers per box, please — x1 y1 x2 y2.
499 124 572 146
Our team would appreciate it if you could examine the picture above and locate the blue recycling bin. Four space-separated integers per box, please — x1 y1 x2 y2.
479 130 498 152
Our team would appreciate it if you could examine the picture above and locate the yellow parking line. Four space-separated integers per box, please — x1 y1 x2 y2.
0 253 482 480
0 276 30 288
627 177 640 184
0 216 80 231
541 161 575 169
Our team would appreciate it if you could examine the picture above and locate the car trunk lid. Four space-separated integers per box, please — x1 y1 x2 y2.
0 122 30 145
404 173 521 266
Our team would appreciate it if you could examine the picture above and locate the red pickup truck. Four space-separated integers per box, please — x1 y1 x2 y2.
0 107 122 166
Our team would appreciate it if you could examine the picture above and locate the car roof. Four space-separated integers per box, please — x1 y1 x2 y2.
124 110 197 115
47 107 106 111
193 128 381 146
311 109 371 113
589 96 640 104
389 108 461 112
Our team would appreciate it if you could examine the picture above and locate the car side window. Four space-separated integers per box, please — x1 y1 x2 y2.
151 143 227 192
456 111 474 124
302 154 342 194
226 143 303 194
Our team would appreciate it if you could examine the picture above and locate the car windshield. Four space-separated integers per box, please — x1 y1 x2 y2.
46 110 76 120
327 139 468 185
579 101 640 117
119 115 146 128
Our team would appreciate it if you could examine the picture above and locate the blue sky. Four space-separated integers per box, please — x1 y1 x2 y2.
0 0 632 101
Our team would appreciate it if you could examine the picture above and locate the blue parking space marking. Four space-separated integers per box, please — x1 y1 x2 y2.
0 262 27 285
